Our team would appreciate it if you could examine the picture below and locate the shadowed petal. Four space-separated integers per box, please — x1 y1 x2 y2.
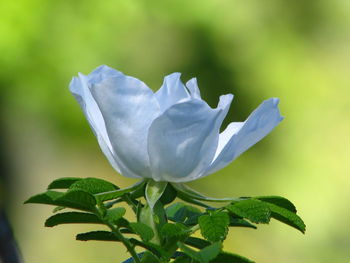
147 94 233 182
69 66 138 177
90 72 161 178
155 73 191 112
186 78 201 99
204 98 283 176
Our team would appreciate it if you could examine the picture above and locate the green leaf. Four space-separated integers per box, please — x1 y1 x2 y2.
129 222 154 242
184 237 211 249
55 190 97 211
210 252 255 263
104 207 126 223
76 231 119 241
172 183 242 203
25 190 96 211
48 177 82 189
227 199 271 224
45 212 102 227
159 183 177 205
24 191 64 205
266 203 306 233
138 202 166 245
130 238 170 259
178 242 222 263
69 177 118 194
229 217 257 229
160 223 187 238
166 203 202 225
145 180 168 210
255 196 297 213
172 256 191 263
95 181 145 202
140 252 161 263
198 212 230 242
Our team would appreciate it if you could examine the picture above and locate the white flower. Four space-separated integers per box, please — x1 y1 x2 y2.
69 65 283 182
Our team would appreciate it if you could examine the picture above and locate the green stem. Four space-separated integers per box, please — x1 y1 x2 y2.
94 206 141 263
107 222 142 263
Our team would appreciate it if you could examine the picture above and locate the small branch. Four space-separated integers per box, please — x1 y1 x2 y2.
107 222 141 263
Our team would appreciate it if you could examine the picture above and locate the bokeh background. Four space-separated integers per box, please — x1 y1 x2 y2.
1 0 349 262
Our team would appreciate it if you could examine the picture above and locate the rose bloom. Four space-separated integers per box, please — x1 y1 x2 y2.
70 65 283 182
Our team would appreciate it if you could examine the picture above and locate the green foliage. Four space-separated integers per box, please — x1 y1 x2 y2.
266 203 306 233
25 177 306 263
227 199 271 224
161 223 187 238
198 212 230 242
69 177 119 194
229 217 257 229
47 177 82 189
140 252 161 263
24 190 64 205
255 196 297 213
95 181 145 202
178 242 222 263
45 212 102 227
55 190 97 211
76 231 119 242
184 237 211 249
104 207 126 224
210 252 255 263
166 203 202 225
145 180 168 210
25 190 96 211
129 222 154 242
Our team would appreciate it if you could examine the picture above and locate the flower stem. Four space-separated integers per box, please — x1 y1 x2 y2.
107 222 141 263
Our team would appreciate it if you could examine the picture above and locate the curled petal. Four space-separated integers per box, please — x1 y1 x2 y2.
186 78 201 99
204 98 283 176
69 66 132 176
155 73 190 112
147 94 233 182
90 70 161 178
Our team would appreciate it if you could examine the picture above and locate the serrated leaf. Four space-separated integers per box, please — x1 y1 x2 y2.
95 181 145 202
166 203 202 225
161 223 187 238
178 242 222 263
25 190 96 211
24 191 64 205
210 252 255 263
255 196 297 213
129 222 154 242
227 199 271 224
267 203 306 233
45 212 102 227
55 190 97 211
229 217 257 229
69 177 118 194
198 212 230 242
146 180 168 210
105 207 126 223
76 231 119 241
130 238 170 259
199 242 223 262
47 177 82 189
172 183 242 203
184 237 211 249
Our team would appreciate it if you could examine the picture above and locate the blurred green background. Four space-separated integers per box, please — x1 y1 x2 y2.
1 0 349 262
